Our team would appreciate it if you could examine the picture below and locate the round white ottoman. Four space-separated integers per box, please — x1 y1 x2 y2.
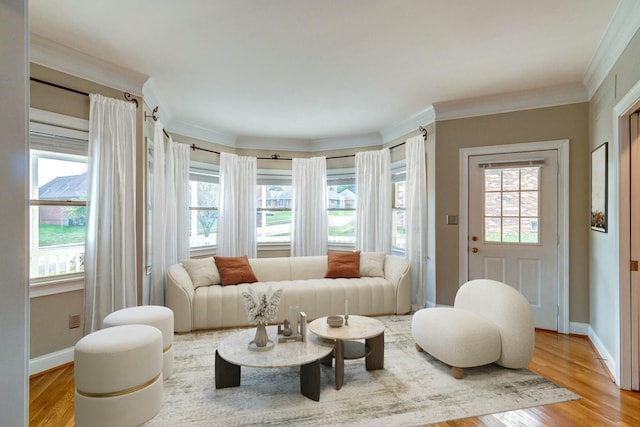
74 324 163 427
104 305 175 379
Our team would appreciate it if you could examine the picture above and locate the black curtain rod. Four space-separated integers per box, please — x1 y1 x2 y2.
29 77 139 108
144 106 171 139
190 143 404 161
190 126 427 160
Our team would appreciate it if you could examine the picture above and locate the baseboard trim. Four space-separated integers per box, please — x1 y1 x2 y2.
587 326 618 385
30 347 74 376
569 321 590 335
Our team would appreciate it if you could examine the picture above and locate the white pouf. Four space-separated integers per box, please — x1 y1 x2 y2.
74 324 163 427
104 305 175 379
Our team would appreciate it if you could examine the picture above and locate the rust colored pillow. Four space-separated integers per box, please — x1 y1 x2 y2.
325 251 361 279
213 255 259 286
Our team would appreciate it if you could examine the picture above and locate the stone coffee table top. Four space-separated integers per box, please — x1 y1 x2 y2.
217 326 334 368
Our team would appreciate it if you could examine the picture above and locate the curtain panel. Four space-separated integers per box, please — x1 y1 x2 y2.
150 121 190 305
355 148 392 252
218 152 257 257
291 156 328 256
405 135 428 310
84 94 137 333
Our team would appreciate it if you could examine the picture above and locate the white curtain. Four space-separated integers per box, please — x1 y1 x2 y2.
84 94 137 333
291 157 328 256
218 152 257 257
405 135 428 310
150 121 190 306
355 148 392 252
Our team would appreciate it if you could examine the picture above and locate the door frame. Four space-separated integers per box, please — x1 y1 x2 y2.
459 139 570 333
614 78 640 390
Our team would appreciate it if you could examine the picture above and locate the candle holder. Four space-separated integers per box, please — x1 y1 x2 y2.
344 313 349 326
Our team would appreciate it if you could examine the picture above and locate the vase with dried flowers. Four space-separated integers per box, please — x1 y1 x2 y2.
241 285 283 350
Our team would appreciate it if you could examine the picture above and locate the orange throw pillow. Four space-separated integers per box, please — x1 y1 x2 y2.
325 251 361 278
213 255 259 286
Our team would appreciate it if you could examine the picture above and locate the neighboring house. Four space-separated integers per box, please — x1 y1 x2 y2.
37 172 87 226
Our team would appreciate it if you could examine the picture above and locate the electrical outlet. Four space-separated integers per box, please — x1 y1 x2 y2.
69 314 81 329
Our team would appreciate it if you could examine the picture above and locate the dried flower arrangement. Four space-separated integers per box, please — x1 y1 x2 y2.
241 285 283 324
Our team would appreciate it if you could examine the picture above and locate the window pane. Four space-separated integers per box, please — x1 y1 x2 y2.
485 217 501 242
328 210 355 244
328 184 356 244
502 168 520 191
520 191 539 217
257 185 292 243
521 218 538 243
30 206 85 278
189 180 219 247
31 150 88 200
392 209 406 250
502 192 520 216
520 167 539 190
484 192 501 216
394 181 405 208
502 218 520 242
484 170 501 191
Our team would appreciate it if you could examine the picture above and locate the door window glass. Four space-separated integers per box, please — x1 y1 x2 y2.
483 167 540 243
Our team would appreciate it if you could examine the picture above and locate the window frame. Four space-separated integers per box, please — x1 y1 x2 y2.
28 109 89 296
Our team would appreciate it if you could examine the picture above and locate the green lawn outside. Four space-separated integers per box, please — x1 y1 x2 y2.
39 224 85 247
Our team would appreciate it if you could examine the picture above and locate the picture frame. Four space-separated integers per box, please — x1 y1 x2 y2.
591 142 608 232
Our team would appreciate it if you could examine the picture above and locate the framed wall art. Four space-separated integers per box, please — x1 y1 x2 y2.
591 142 608 232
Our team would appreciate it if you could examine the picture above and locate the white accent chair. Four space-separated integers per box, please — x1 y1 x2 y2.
411 279 534 379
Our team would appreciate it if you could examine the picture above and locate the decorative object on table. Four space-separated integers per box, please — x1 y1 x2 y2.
277 308 308 343
344 299 349 325
591 142 608 232
326 315 344 327
289 305 300 336
283 320 292 336
299 311 307 342
241 285 283 351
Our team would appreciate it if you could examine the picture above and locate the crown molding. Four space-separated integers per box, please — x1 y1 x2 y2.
583 0 640 100
142 78 172 124
236 136 313 152
433 83 589 121
379 106 436 144
166 119 237 147
310 133 382 152
29 34 148 96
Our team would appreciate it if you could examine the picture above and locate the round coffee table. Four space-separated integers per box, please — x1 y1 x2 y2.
308 315 385 390
215 326 334 401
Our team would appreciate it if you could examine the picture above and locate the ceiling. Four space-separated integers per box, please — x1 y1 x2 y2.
29 0 624 146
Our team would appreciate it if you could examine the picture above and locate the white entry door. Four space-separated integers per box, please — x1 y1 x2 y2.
468 150 559 330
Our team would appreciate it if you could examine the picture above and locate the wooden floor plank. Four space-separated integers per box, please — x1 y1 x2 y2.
29 329 640 426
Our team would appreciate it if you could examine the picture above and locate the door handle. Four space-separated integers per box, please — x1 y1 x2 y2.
471 247 479 253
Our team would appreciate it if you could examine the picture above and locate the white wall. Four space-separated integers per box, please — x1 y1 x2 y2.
0 0 29 424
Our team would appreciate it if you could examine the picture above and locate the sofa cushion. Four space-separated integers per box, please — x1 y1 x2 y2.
325 251 361 278
360 252 385 277
213 255 259 286
181 257 221 288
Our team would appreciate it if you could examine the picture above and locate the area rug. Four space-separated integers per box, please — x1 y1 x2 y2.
144 315 579 426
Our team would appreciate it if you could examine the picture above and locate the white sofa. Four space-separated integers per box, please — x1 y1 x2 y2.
166 253 411 332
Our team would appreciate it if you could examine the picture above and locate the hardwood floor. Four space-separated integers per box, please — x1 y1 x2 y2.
29 330 640 426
